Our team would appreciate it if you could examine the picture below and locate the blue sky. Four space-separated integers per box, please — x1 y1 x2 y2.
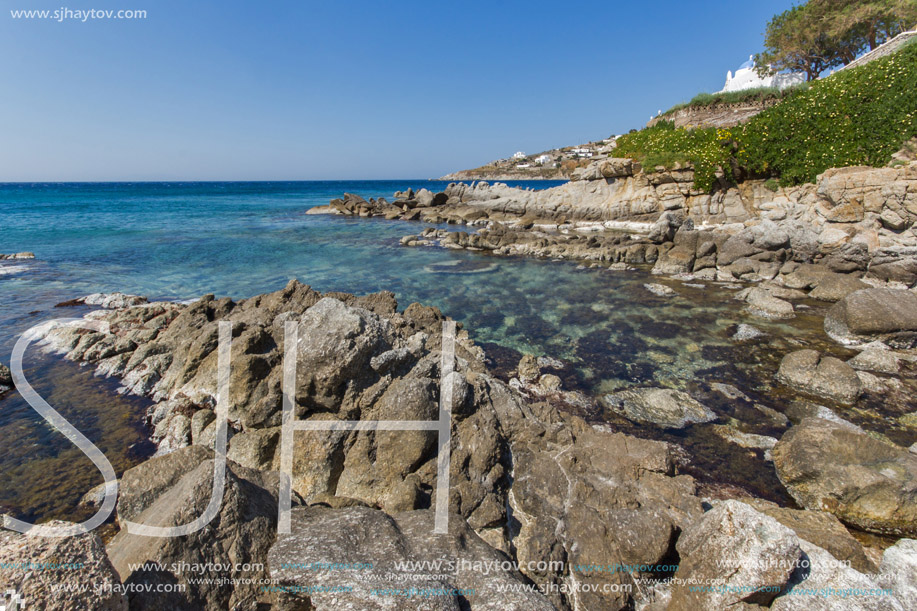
0 0 796 181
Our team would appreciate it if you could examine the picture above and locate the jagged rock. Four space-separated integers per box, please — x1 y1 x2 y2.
771 540 904 610
669 500 802 609
267 506 554 610
711 424 778 451
509 419 702 610
107 446 285 610
516 354 541 381
599 157 636 178
602 387 716 429
773 417 917 536
738 498 876 573
652 245 695 275
776 350 862 405
0 252 35 260
294 297 392 410
0 520 127 611
825 289 917 348
81 293 149 309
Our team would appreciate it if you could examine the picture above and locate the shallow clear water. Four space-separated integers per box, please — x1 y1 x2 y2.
1 181 910 521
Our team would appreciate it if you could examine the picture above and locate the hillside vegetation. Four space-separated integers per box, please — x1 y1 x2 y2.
614 40 917 191
661 84 807 116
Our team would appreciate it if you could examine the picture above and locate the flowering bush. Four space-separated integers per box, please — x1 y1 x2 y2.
614 41 917 191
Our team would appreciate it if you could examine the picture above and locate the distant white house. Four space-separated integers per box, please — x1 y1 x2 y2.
720 55 805 93
515 163 532 169
534 154 552 165
512 151 527 160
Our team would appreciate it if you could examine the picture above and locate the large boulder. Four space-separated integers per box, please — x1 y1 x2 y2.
267 506 554 610
602 387 716 429
773 418 917 536
668 500 802 609
771 540 905 611
808 273 870 302
294 297 392 410
107 446 284 610
0 521 127 611
739 498 876 573
825 289 917 348
508 418 702 610
776 350 862 405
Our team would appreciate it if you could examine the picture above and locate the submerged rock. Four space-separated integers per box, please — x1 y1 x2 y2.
643 282 677 297
773 417 917 536
732 323 766 341
603 387 716 429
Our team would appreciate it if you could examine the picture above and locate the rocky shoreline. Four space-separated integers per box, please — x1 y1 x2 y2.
1 279 915 609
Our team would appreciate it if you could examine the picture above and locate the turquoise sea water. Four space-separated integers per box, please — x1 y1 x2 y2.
0 180 876 521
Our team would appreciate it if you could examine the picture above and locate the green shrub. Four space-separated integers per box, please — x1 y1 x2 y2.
737 42 917 185
764 178 780 192
613 121 736 191
615 42 917 191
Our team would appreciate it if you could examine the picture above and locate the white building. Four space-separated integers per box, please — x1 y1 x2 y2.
720 55 805 93
512 151 527 160
534 154 552 165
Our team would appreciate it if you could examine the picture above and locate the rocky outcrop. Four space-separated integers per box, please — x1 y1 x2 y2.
0 521 127 611
506 414 703 610
107 446 283 610
773 417 917 536
326 160 917 301
22 280 917 610
268 506 554 610
667 500 803 609
647 99 779 129
55 293 149 309
825 288 917 348
0 252 35 260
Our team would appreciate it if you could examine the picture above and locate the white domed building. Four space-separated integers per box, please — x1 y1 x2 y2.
720 56 805 93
